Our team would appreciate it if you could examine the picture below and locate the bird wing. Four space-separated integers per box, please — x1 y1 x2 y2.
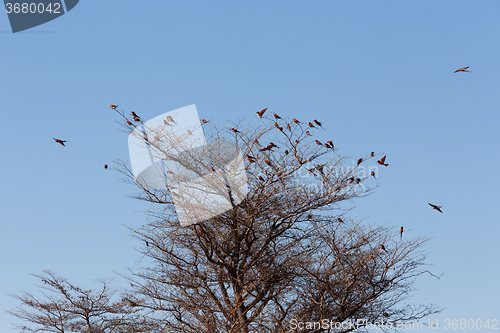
380 155 386 163
436 207 443 213
429 203 436 208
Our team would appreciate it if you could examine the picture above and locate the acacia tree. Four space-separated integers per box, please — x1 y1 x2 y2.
9 107 440 333
114 108 440 332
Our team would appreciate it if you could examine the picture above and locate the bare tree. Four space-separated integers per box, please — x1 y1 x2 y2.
115 108 440 332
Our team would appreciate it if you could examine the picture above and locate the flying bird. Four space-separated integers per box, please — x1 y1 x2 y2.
380 244 388 253
377 155 389 166
53 138 67 146
371 171 376 179
454 66 470 73
400 226 404 239
429 203 443 213
256 108 267 118
313 119 323 128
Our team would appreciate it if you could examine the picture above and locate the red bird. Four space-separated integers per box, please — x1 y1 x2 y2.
454 66 470 73
355 178 361 184
265 160 272 166
277 126 284 132
306 131 312 136
126 120 134 126
313 119 323 128
259 142 278 151
104 164 108 169
293 118 300 124
133 117 140 122
371 171 376 179
307 168 316 175
308 122 315 128
246 155 255 159
316 164 325 174
258 176 265 182
285 150 289 155
110 104 118 109
202 119 209 124
314 140 322 146
274 114 281 119
370 152 375 157
231 128 240 133
130 111 139 118
163 119 169 125
295 140 300 144
400 226 404 239
277 171 283 177
256 108 267 118
377 155 388 166
337 218 343 223
274 122 279 128
247 158 255 164
287 123 291 131
53 138 67 146
380 244 388 253
254 139 260 145
166 116 175 123
357 158 363 166
166 170 174 174
327 141 334 149
429 203 443 213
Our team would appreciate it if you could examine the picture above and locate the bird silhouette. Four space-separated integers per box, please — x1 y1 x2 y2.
454 66 470 73
428 203 443 213
53 138 67 146
258 176 265 182
104 164 108 169
357 158 363 166
256 108 267 118
110 104 118 109
380 244 388 253
277 126 284 132
313 119 323 128
371 171 376 179
400 226 403 239
274 114 281 119
377 155 389 166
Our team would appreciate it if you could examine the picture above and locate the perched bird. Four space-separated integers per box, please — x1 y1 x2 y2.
256 108 267 118
324 143 330 149
166 170 174 174
163 119 169 125
285 150 289 155
314 140 322 146
202 119 209 124
265 160 272 166
454 66 470 73
383 313 390 318
400 226 404 239
166 116 175 123
380 244 388 253
277 171 283 177
274 113 282 119
53 138 67 146
274 122 279 128
126 120 134 126
371 171 376 179
254 139 260 145
104 164 108 169
293 118 300 124
144 240 149 247
126 299 138 307
307 168 316 175
308 122 315 128
130 111 139 118
295 139 300 144
110 104 118 109
428 203 443 213
259 142 278 151
306 131 312 136
231 128 240 133
187 130 192 135
348 177 354 183
370 152 375 157
287 123 291 131
316 164 325 174
377 155 389 166
258 176 265 182
327 141 334 149
355 177 361 184
313 119 323 128
277 126 284 132
133 117 141 122
246 154 255 159
357 158 363 166
337 218 343 223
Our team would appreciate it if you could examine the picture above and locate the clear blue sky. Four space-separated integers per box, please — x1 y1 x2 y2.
1 1 499 332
